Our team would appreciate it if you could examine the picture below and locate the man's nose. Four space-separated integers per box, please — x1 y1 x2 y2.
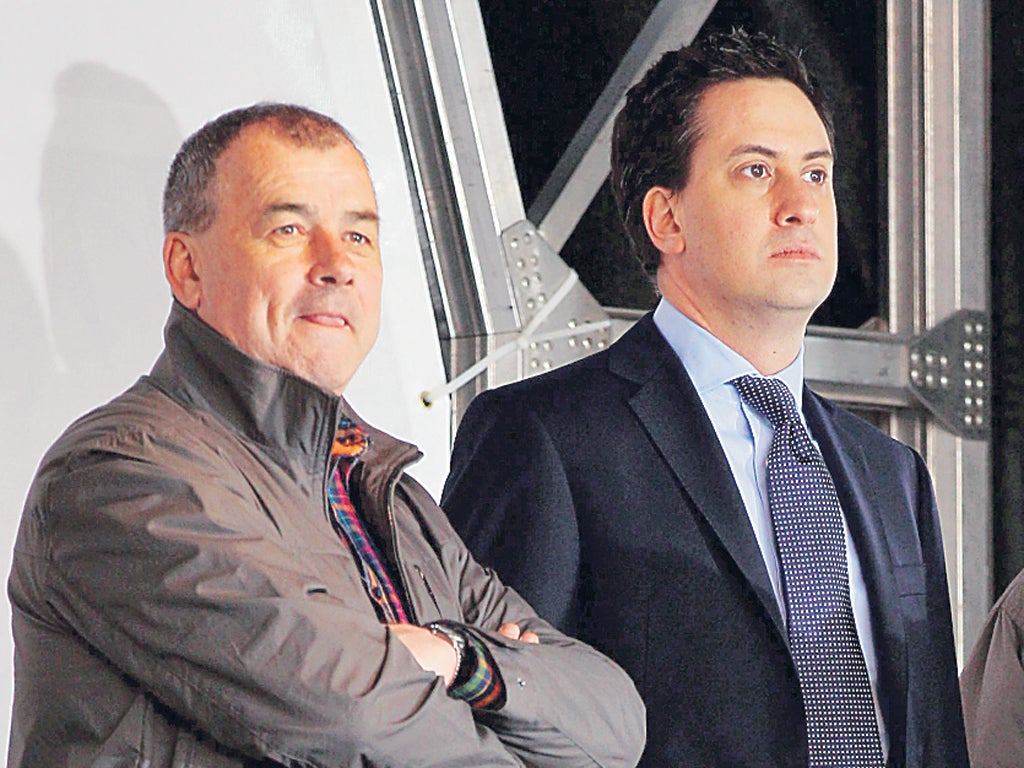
309 230 356 285
774 175 820 227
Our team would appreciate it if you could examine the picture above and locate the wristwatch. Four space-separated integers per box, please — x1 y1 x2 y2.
425 621 471 687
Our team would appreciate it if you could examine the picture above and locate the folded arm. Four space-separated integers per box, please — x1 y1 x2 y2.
22 449 527 767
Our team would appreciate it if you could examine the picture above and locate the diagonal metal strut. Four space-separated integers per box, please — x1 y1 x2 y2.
528 0 718 252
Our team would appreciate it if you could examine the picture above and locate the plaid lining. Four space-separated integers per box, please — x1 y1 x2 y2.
328 419 408 624
448 631 506 710
328 418 504 710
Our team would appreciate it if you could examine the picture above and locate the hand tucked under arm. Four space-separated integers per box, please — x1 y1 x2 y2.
390 622 538 684
389 623 458 685
393 620 540 713
497 623 539 644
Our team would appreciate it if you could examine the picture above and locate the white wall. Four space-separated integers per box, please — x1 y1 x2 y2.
1 0 453 747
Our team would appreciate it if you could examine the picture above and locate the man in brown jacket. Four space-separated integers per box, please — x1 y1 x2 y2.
961 569 1024 765
7 103 645 768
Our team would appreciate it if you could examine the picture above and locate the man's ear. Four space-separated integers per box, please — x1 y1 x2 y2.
642 186 686 257
163 232 202 310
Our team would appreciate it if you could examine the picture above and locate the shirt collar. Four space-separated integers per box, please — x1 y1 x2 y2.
652 298 806 407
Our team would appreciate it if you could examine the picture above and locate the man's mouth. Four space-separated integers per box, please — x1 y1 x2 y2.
771 244 819 260
301 313 350 328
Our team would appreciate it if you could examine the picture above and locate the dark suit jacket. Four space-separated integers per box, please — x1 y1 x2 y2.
442 313 968 768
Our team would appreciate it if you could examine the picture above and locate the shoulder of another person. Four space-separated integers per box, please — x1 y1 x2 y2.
468 358 600 420
808 388 908 448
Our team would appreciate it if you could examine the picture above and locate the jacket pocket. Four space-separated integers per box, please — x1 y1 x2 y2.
412 563 444 621
893 563 927 596
893 562 929 626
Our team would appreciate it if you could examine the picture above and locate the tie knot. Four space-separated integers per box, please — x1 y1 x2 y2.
731 375 817 462
731 375 802 428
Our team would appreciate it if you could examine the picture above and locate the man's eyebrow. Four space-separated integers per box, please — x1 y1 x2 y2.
728 144 778 159
260 205 380 224
261 202 313 219
727 144 833 162
344 210 380 224
803 149 834 162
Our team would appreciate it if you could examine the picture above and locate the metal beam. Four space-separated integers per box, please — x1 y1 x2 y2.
919 0 992 658
804 328 913 407
413 0 525 337
371 0 487 373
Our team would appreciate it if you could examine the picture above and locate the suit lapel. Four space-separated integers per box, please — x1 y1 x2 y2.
610 316 787 641
802 392 909 755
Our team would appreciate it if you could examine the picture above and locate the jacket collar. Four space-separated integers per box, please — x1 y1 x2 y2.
148 301 419 484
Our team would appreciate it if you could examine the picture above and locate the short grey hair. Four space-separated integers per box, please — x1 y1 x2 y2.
162 103 357 234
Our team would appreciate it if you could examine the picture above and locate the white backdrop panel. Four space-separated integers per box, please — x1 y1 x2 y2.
0 0 452 746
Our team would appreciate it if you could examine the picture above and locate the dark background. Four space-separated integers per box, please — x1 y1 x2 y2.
990 0 1023 595
480 0 1023 597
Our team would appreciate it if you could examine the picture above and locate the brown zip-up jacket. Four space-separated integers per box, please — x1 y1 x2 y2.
8 302 645 767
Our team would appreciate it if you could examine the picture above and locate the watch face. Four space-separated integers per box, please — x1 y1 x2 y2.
428 622 471 686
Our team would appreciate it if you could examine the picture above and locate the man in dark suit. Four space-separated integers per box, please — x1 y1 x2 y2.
442 30 968 767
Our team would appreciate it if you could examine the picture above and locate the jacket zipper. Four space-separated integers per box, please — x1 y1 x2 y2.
384 458 418 624
324 403 421 624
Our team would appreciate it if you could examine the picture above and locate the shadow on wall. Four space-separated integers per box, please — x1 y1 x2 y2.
40 62 181 412
0 236 57 506
2 63 185 750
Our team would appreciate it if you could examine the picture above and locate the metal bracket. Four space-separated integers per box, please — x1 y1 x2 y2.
501 220 611 376
908 309 990 439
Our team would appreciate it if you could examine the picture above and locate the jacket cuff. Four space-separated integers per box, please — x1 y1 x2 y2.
431 620 506 710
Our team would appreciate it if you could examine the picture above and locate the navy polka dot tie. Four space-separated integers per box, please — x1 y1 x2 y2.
732 375 884 767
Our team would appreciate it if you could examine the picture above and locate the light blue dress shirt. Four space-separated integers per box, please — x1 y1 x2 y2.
653 298 888 754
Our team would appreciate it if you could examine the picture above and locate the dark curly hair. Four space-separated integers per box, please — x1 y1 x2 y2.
610 29 834 279
163 103 356 235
